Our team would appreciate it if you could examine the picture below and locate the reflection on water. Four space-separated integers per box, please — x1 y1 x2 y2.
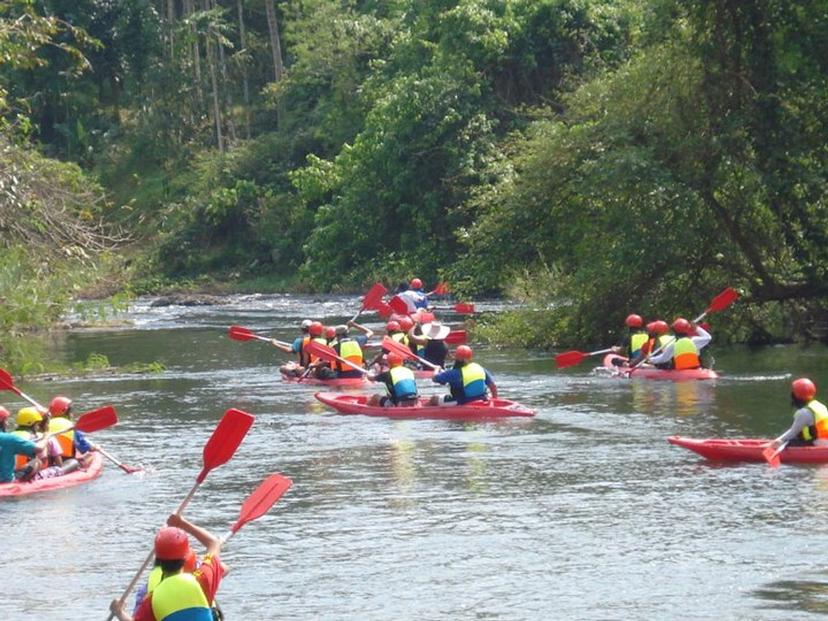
2 294 828 620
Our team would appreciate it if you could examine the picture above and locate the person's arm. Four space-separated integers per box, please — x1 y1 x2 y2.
272 340 293 354
73 429 97 454
167 513 221 557
485 371 498 399
347 320 374 340
691 324 712 350
774 408 814 445
407 327 427 346
647 341 675 365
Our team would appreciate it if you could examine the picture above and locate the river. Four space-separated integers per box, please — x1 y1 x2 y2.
2 294 828 620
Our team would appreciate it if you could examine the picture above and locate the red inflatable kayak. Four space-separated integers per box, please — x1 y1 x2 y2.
668 436 828 464
601 354 719 381
314 392 535 420
280 370 367 387
0 453 104 498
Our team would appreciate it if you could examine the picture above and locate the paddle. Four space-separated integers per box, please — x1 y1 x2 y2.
762 440 788 468
0 368 46 412
223 473 293 542
555 348 616 369
304 341 368 375
228 325 291 348
430 281 449 296
381 336 441 371
389 295 412 316
97 446 143 474
376 302 394 319
432 303 475 314
351 282 388 322
628 287 739 375
445 330 467 345
106 408 255 620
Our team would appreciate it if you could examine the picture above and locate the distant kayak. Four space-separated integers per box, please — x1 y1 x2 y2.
280 371 367 387
668 436 828 464
0 453 104 498
314 392 535 420
600 354 719 381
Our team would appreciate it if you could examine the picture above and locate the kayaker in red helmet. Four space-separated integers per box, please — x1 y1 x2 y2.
429 345 498 405
331 323 369 379
367 352 419 407
397 277 430 313
0 406 45 484
111 513 225 621
48 395 98 468
769 378 828 450
647 317 712 370
304 322 336 380
367 320 409 368
611 313 648 364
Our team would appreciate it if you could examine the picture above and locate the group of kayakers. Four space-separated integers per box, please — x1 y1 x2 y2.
0 396 97 484
615 312 825 450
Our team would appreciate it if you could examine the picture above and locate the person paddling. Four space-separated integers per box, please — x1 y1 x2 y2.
397 278 430 313
331 324 368 379
429 345 498 406
769 378 828 450
110 513 225 621
277 319 313 377
0 406 45 483
647 318 712 370
407 320 450 369
367 352 419 407
12 407 72 480
48 395 98 468
611 314 648 365
367 320 408 368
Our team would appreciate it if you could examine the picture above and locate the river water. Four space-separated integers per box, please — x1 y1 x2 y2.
2 294 828 620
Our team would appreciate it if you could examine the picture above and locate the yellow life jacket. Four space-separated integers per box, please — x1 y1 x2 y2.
460 362 487 400
673 337 700 370
630 332 648 358
336 339 363 372
151 572 212 621
799 399 828 442
48 417 75 459
307 337 329 364
388 366 417 400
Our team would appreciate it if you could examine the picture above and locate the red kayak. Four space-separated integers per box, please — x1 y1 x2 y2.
601 354 719 381
668 436 828 464
314 392 535 420
0 453 104 498
280 370 367 387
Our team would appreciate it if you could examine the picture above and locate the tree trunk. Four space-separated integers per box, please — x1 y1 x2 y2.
203 0 224 152
167 0 176 59
237 0 251 137
264 1 284 126
183 0 204 109
218 28 237 144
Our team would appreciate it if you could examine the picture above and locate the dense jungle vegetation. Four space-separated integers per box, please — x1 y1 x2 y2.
1 0 827 364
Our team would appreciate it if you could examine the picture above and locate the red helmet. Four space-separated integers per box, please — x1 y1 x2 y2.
671 317 692 335
387 352 404 367
386 321 401 332
647 320 669 335
324 326 336 339
455 345 473 361
154 527 191 561
399 317 414 331
49 396 72 417
309 321 324 337
0 406 9 421
410 278 423 290
792 378 817 402
625 314 644 328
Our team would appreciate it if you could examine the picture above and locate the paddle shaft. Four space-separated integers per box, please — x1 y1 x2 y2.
97 446 141 474
382 337 440 371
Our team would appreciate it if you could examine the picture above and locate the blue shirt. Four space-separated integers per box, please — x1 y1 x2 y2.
433 365 494 404
0 432 36 483
74 429 93 454
291 336 303 353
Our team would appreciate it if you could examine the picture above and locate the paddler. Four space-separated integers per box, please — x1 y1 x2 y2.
647 318 712 370
325 325 337 345
277 319 313 377
0 406 45 484
367 320 407 367
611 314 648 365
331 323 368 379
367 352 419 407
397 278 430 313
407 320 449 368
48 395 98 468
429 345 498 405
769 378 828 449
12 407 70 481
110 513 225 621
304 321 337 379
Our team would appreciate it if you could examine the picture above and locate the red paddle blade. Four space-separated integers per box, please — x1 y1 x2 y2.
362 283 388 311
228 326 256 341
433 282 449 295
381 336 417 360
453 303 475 314
74 406 118 432
231 473 293 534
762 444 782 468
555 351 587 368
376 302 394 318
304 340 339 364
707 287 739 314
445 330 467 345
389 296 409 315
197 409 255 483
0 368 19 393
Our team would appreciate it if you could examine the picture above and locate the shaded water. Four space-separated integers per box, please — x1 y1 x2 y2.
2 295 828 620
